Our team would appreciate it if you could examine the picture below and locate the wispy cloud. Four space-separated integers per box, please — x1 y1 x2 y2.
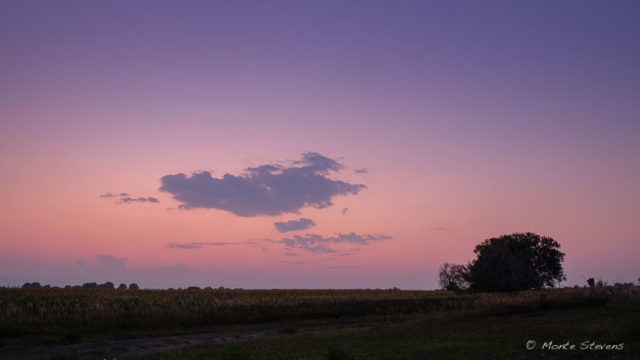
281 260 305 265
354 168 368 174
274 218 316 232
280 232 392 253
168 242 236 249
95 254 127 269
121 196 159 203
100 193 159 204
100 193 129 198
159 152 365 217
328 265 359 269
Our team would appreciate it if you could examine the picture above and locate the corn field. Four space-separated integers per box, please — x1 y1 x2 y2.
0 286 637 339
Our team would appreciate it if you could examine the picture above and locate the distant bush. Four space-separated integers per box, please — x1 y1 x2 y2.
22 282 42 289
128 283 139 290
439 263 470 291
82 282 98 289
98 282 114 289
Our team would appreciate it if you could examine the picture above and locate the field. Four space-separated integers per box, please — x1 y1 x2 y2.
1 286 639 359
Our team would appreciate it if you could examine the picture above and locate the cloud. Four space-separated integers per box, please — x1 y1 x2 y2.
281 260 305 265
100 192 159 204
342 207 349 215
354 168 368 174
120 196 160 203
328 265 359 269
100 193 130 198
95 254 127 269
168 242 235 249
280 232 392 253
428 227 447 231
274 218 316 232
120 196 159 203
159 152 365 217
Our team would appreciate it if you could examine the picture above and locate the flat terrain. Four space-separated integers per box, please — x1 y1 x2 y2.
0 287 638 359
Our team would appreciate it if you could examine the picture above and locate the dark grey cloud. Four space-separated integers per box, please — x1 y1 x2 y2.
169 242 235 249
159 152 365 217
274 218 316 232
100 192 159 204
354 168 368 174
280 232 392 253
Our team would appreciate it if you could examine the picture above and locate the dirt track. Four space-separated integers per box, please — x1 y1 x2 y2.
0 323 362 360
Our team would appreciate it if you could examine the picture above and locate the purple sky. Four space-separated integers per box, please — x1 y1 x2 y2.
1 1 639 288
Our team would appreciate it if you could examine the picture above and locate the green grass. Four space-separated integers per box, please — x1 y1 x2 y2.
127 299 640 360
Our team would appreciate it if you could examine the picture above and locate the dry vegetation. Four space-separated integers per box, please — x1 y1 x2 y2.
2 286 638 345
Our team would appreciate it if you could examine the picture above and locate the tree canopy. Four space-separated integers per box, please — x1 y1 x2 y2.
439 232 565 292
468 232 565 292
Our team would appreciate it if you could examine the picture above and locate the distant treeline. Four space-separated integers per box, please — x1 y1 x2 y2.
19 282 244 290
22 282 139 290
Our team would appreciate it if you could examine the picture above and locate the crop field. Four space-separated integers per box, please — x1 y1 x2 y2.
0 286 639 359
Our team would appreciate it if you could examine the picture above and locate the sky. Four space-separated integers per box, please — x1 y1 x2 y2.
1 0 639 289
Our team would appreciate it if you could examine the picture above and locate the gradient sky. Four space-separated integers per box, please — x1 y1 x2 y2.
1 1 639 289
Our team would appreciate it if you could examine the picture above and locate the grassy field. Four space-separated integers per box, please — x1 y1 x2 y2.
129 297 640 360
0 286 638 358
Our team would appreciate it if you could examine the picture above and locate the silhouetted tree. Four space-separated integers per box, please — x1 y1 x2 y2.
22 282 42 289
98 282 115 289
438 263 470 290
128 283 139 290
82 282 98 289
587 278 595 288
469 232 565 292
118 283 127 290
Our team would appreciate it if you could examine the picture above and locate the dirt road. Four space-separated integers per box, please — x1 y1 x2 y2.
0 323 363 360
